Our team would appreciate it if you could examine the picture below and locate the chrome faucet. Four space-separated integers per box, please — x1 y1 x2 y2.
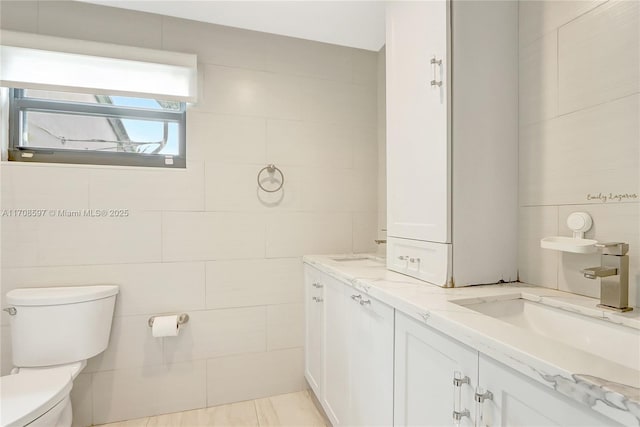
582 242 632 312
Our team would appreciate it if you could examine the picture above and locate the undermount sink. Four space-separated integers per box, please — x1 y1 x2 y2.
454 296 640 370
330 257 384 267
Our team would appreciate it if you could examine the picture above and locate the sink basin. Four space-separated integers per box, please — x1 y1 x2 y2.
454 296 640 370
330 257 384 267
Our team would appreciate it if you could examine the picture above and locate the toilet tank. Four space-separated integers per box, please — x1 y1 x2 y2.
6 285 119 367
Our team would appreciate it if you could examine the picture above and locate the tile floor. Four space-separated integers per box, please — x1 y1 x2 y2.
97 390 328 427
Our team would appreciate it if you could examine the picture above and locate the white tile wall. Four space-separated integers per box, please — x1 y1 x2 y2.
0 2 380 425
518 31 557 126
206 348 305 406
163 307 267 363
161 212 266 261
70 373 93 427
1 164 90 210
187 112 267 164
265 212 353 258
89 161 205 211
91 360 207 424
518 1 640 307
558 0 639 114
205 258 303 309
2 211 162 268
518 206 559 287
266 303 304 351
519 94 639 206
518 0 607 47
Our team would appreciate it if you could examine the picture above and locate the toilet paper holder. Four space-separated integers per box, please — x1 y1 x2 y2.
147 313 190 328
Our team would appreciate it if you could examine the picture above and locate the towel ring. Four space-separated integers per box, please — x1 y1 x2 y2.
257 164 284 193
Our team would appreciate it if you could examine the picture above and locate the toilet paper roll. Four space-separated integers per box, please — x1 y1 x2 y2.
151 315 180 338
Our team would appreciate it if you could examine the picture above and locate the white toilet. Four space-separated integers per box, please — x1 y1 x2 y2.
1 285 119 427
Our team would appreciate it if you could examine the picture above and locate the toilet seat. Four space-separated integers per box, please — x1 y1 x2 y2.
0 369 73 427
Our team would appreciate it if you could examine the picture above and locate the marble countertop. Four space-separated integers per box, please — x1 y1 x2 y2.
303 254 640 425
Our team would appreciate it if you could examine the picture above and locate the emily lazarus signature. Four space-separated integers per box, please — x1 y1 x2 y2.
587 192 639 203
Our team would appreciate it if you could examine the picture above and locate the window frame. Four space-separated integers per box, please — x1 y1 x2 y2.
8 88 187 168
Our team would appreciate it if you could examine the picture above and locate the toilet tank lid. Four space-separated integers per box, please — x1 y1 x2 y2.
6 285 119 306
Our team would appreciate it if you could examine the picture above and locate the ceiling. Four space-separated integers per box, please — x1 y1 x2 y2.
79 1 386 51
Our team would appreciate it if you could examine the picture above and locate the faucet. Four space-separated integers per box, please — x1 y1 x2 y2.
582 242 633 312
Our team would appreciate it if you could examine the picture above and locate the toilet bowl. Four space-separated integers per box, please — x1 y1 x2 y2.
1 285 118 427
0 368 73 427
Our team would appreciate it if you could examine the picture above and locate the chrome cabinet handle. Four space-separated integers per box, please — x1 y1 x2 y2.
474 388 494 427
452 371 471 425
2 307 16 316
312 282 323 288
359 299 371 306
351 294 362 301
431 56 443 87
398 255 409 261
409 257 421 263
312 296 323 303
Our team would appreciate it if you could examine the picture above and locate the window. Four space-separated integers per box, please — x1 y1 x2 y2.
8 89 186 168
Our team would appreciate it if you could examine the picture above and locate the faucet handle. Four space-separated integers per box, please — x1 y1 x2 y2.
595 242 629 256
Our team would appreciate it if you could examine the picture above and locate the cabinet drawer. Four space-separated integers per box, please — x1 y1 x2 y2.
387 237 452 286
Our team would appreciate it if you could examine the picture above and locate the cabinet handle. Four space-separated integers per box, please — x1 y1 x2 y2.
430 56 443 87
312 296 323 303
409 257 421 264
474 388 494 427
398 255 409 261
351 294 362 301
452 371 471 425
312 282 323 288
359 299 371 306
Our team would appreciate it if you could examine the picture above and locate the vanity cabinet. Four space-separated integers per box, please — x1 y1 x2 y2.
394 311 621 427
304 265 394 427
385 0 518 286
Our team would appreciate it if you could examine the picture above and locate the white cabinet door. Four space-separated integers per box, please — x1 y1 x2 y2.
318 270 395 427
395 312 478 427
322 275 351 426
386 0 450 244
349 292 394 426
478 354 621 427
303 265 323 397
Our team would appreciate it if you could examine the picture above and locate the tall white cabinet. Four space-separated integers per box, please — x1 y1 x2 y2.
386 1 519 286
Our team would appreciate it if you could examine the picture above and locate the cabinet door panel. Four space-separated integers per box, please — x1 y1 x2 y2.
395 312 478 427
386 0 450 243
479 354 621 426
322 277 351 426
304 265 323 395
350 296 394 426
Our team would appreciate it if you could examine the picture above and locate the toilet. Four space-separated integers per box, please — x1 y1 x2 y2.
1 285 119 427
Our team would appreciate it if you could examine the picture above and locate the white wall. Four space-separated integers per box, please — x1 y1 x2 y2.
0 1 380 425
518 0 640 305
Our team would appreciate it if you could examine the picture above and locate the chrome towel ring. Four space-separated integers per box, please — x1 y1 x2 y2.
257 164 284 193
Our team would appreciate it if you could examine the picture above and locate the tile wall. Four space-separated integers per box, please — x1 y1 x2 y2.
518 0 640 305
0 1 380 424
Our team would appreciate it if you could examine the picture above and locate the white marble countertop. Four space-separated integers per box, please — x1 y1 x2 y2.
303 254 640 425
